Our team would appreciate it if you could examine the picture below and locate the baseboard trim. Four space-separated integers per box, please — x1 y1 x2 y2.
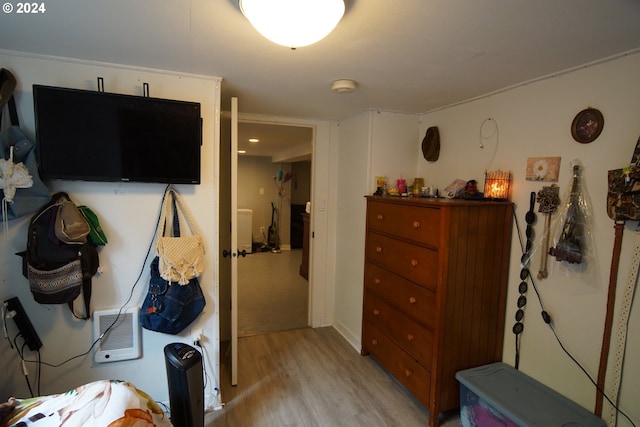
331 321 361 353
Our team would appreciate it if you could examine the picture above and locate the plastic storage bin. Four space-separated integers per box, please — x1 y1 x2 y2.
456 363 605 427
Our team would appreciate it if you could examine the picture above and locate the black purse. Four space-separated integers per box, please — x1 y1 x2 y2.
140 193 205 334
19 192 100 320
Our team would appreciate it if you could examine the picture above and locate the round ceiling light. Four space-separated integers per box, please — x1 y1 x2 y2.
239 0 345 49
331 79 357 94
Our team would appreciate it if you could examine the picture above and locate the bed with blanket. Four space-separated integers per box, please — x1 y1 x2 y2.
0 380 173 427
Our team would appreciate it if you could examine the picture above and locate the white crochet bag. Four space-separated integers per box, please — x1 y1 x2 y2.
155 189 205 285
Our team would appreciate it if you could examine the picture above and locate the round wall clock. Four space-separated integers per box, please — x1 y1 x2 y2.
571 107 604 144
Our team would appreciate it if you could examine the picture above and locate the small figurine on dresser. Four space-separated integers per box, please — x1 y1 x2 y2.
462 179 484 200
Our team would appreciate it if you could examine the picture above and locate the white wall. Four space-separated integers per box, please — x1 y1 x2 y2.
237 155 286 245
332 112 371 345
369 111 421 194
332 110 419 345
236 157 311 248
0 52 221 405
417 52 640 426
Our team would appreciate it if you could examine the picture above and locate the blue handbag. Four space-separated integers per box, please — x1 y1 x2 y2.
139 257 205 335
1 70 50 222
140 193 205 334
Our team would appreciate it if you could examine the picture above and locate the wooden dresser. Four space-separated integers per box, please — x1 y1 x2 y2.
361 196 513 427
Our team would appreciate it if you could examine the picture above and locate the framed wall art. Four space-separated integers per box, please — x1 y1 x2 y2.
571 108 604 144
526 157 561 181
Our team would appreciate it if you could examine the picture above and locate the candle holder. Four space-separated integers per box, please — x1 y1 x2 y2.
484 170 512 201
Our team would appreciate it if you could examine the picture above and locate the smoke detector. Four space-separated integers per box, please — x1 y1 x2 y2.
331 79 357 93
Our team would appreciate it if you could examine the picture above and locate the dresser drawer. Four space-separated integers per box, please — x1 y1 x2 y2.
364 262 436 330
363 291 433 366
367 200 440 247
362 323 431 406
366 232 438 290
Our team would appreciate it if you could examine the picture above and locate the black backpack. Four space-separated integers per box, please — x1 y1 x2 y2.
18 192 99 319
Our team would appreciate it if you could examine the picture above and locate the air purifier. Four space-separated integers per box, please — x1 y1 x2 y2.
164 343 204 427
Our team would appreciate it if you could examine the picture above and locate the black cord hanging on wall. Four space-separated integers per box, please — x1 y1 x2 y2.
513 192 537 369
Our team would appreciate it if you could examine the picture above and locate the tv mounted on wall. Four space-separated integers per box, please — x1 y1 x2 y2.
33 85 202 184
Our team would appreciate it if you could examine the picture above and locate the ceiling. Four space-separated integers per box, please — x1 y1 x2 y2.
238 121 313 160
2 0 640 156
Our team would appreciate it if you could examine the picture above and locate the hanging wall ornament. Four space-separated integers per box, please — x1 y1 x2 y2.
548 161 597 281
421 126 440 162
549 165 584 264
536 185 560 279
480 118 500 173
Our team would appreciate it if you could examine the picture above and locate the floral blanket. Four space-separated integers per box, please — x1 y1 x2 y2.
2 380 173 427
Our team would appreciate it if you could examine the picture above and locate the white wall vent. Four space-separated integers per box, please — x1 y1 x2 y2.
93 307 141 363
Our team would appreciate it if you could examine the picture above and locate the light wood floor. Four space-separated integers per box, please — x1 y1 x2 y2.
207 327 461 427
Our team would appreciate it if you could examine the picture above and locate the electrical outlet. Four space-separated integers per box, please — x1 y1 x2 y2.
192 329 203 346
5 297 42 351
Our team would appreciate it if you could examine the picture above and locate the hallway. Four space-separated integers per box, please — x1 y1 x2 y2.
237 249 309 337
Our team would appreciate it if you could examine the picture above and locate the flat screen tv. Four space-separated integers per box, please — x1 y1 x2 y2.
33 85 202 184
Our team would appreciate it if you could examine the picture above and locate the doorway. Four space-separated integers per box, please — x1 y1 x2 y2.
236 121 313 337
219 107 331 392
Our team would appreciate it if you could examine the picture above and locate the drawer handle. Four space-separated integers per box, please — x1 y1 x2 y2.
407 334 414 341
371 339 378 346
376 246 383 253
413 220 421 229
411 259 419 267
373 309 380 316
374 277 381 284
377 214 384 220
404 369 413 377
409 297 417 304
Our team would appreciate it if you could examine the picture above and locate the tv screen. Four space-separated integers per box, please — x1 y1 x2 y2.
33 85 202 184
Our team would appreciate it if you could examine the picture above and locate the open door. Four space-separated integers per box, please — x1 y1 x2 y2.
230 97 238 386
219 97 239 386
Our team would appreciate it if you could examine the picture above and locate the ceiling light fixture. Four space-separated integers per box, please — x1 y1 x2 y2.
331 79 357 93
239 0 345 49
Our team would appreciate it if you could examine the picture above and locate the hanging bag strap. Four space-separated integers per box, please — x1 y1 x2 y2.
1 73 20 229
159 190 180 238
597 137 640 415
171 194 180 237
156 189 175 242
602 229 640 425
595 222 624 416
0 95 19 129
68 273 92 320
154 189 201 248
171 190 202 236
0 68 19 129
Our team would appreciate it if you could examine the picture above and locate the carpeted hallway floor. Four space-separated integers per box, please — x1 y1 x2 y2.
237 249 309 337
